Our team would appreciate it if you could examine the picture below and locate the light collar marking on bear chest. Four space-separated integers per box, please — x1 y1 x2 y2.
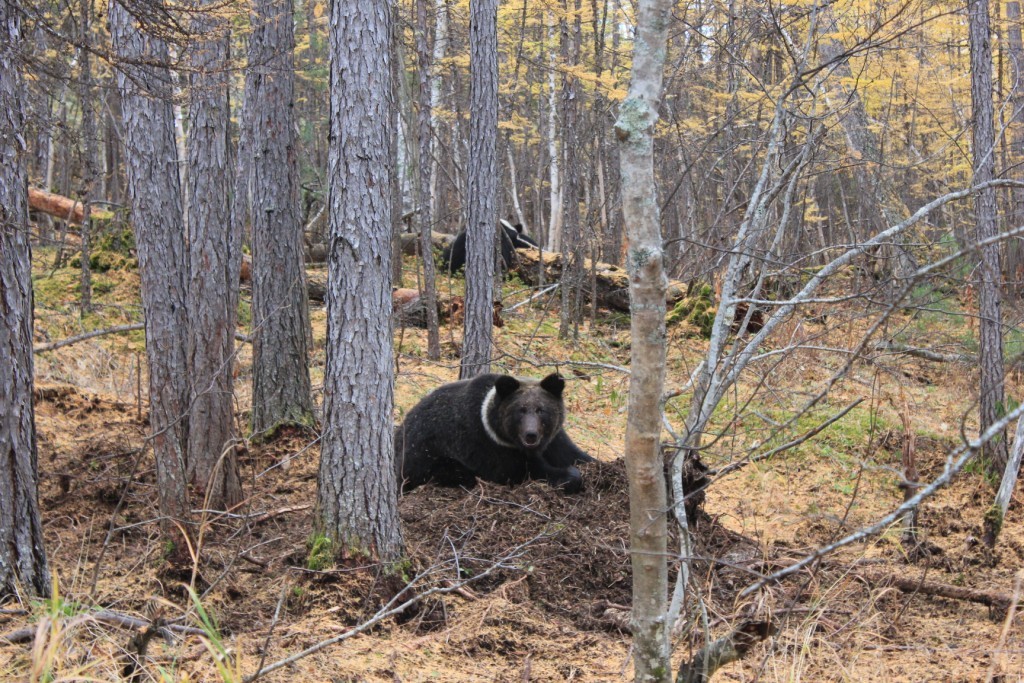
480 386 517 449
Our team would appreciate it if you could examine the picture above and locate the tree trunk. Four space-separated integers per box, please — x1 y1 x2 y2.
76 0 95 315
249 0 316 437
460 0 499 379
316 0 405 562
416 0 441 361
0 3 50 598
970 0 1009 474
110 0 191 536
186 0 242 508
615 0 673 678
558 0 584 341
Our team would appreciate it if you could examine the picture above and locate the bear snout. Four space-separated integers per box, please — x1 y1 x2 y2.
521 430 541 448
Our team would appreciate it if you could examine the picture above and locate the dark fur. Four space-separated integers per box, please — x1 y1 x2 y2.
441 220 539 274
395 373 594 493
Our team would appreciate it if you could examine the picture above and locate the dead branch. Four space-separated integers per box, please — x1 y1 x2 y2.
861 571 1012 613
874 341 975 364
675 620 776 683
0 610 206 645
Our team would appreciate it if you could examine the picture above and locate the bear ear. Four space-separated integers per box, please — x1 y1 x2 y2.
515 223 524 234
494 375 520 399
540 374 565 398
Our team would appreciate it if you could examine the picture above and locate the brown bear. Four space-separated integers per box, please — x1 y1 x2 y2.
395 373 594 493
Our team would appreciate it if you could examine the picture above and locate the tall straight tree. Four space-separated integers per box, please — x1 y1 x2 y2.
249 0 315 437
0 2 50 599
76 0 95 315
316 0 404 561
110 0 191 533
416 0 441 361
615 0 672 678
186 0 242 508
460 0 499 379
969 0 1009 474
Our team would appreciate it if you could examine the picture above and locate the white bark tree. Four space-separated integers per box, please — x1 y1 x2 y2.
615 0 673 677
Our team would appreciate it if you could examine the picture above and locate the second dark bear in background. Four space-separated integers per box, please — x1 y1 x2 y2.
441 219 539 274
395 373 594 494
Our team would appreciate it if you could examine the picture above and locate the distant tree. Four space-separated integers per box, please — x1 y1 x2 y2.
415 0 441 361
248 0 316 438
110 0 191 534
460 0 499 379
316 0 405 562
75 0 95 315
969 0 1008 475
186 0 242 508
0 2 51 599
558 0 583 340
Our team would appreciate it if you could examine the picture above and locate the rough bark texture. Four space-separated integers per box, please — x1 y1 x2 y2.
614 0 673 678
0 4 51 598
460 0 499 379
110 0 191 531
186 0 241 508
969 0 1009 474
416 0 441 361
317 0 405 562
249 0 315 436
76 0 94 315
558 0 584 340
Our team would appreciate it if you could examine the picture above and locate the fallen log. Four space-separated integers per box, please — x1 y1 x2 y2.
29 187 113 225
29 187 84 224
510 249 690 313
304 272 450 327
863 570 1013 614
399 230 455 256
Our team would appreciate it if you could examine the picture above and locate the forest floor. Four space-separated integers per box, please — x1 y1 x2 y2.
3 249 1024 681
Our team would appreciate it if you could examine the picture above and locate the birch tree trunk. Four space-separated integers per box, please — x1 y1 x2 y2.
416 0 441 361
186 0 242 508
546 11 562 253
316 0 405 562
969 0 1009 474
0 3 50 598
614 0 673 677
460 0 499 379
249 0 315 437
110 0 191 535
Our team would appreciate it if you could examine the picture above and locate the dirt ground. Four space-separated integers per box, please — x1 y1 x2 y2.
3 258 1024 682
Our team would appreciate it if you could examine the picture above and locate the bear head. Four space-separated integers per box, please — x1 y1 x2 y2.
493 373 566 452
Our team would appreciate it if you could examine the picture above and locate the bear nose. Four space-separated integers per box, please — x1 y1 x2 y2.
523 431 540 447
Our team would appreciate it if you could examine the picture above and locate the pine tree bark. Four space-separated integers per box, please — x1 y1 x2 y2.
249 0 315 436
186 0 242 507
460 0 499 379
316 0 405 562
110 0 191 534
558 0 584 340
76 0 95 315
614 0 673 678
970 0 1009 474
0 3 51 599
416 0 441 361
